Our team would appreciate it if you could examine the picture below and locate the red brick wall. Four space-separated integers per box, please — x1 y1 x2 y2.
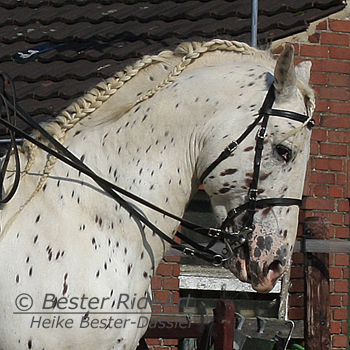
275 15 350 350
147 15 350 350
147 256 180 350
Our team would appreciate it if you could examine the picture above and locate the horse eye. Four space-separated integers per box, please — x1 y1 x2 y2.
276 144 292 163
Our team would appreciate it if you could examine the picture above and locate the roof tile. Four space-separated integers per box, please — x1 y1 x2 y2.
0 0 345 128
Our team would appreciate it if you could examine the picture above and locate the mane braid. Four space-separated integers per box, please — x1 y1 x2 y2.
18 39 260 209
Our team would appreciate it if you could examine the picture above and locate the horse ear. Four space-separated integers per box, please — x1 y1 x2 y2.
295 60 312 84
273 45 296 100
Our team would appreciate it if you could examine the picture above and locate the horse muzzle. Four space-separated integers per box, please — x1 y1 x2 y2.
226 224 290 293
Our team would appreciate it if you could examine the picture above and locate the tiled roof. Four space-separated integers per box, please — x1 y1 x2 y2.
0 0 346 131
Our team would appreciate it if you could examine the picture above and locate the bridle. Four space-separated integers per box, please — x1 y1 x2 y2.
0 73 313 267
199 84 314 249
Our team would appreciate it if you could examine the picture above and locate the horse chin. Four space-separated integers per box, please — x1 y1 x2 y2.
227 253 282 294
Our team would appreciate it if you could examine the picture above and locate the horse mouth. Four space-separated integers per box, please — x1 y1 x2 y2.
227 245 285 293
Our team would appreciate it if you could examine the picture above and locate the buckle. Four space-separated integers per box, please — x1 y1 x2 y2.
226 141 238 154
182 247 195 256
249 188 258 201
207 228 221 238
256 126 267 140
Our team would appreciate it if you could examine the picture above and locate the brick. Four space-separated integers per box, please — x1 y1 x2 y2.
329 159 344 172
329 74 350 87
163 278 179 290
321 32 349 46
330 267 343 279
331 321 341 334
289 294 304 307
316 20 327 30
154 291 171 303
163 305 179 313
330 19 350 33
310 171 336 185
320 86 350 100
271 45 284 55
145 339 162 346
311 129 327 142
288 308 304 320
330 101 350 114
292 252 304 264
164 340 178 346
172 264 180 277
338 200 350 212
314 102 328 114
308 32 320 43
163 256 181 263
310 72 327 85
335 227 349 239
156 264 172 276
300 45 328 58
289 279 304 293
337 174 346 186
332 335 348 347
329 186 343 198
313 157 328 170
151 277 162 290
313 185 328 196
320 143 347 156
330 295 342 307
345 214 349 226
329 212 344 225
320 115 350 128
172 292 179 304
310 141 319 155
290 266 304 278
322 59 350 73
308 58 323 71
304 197 334 211
348 160 350 198
335 254 350 266
330 46 350 60
334 308 348 320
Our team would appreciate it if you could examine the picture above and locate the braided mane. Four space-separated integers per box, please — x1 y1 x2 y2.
55 40 260 134
19 40 263 207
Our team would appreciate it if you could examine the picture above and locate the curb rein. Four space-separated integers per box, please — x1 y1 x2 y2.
0 73 314 267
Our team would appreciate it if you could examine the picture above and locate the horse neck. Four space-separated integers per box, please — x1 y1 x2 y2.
62 94 202 221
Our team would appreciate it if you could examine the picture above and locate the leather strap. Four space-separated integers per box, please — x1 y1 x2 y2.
223 198 303 228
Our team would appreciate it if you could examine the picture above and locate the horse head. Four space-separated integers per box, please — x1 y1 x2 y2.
199 46 315 292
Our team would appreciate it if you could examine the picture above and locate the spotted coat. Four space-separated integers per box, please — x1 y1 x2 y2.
0 41 314 350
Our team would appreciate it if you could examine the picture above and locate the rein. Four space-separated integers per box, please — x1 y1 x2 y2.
0 73 313 267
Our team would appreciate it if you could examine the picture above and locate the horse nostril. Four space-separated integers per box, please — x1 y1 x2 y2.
268 260 282 275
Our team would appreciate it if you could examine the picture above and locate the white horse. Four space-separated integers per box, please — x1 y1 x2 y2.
0 40 314 350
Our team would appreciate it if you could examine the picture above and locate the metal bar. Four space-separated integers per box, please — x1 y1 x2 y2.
165 239 350 257
251 0 258 47
294 239 350 254
0 138 25 143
